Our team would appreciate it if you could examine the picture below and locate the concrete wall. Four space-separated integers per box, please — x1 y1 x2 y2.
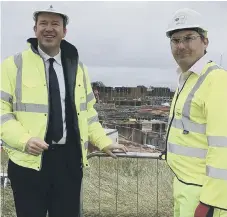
102 123 165 150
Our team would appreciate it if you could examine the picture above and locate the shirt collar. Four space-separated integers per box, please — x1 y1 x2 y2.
176 54 209 76
38 46 62 66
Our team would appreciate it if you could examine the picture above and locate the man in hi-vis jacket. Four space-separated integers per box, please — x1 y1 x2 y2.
1 5 127 217
163 8 227 217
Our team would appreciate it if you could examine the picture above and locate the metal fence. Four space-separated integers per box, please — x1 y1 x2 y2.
1 150 174 217
81 151 174 217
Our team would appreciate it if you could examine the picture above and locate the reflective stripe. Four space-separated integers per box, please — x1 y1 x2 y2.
80 103 87 111
13 53 48 114
207 165 227 180
88 115 99 125
84 141 88 150
171 118 206 134
14 53 23 103
79 61 88 111
1 91 13 103
79 61 87 95
1 139 25 153
79 61 89 111
79 61 96 107
12 56 90 116
87 92 95 103
168 142 207 158
13 103 48 113
208 136 227 147
1 114 16 125
182 65 220 120
170 65 220 134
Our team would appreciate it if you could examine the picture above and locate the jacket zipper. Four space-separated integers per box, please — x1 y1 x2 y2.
162 90 179 160
162 73 192 160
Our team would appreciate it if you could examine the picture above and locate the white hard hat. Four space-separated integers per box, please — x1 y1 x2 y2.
166 8 207 38
33 5 69 25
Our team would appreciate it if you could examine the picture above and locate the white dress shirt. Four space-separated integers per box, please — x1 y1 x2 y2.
176 54 209 91
38 46 66 144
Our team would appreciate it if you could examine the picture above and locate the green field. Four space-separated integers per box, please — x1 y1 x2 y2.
1 151 174 217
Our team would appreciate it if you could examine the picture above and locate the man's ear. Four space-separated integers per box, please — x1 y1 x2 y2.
63 28 67 38
33 25 37 33
204 38 209 50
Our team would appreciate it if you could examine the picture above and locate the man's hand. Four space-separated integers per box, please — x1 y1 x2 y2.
194 202 210 217
102 143 128 159
25 137 49 156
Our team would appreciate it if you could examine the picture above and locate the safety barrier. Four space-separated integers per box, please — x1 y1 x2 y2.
81 151 174 217
1 150 174 217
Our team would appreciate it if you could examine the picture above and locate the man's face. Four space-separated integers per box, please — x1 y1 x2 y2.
170 30 208 69
34 12 66 52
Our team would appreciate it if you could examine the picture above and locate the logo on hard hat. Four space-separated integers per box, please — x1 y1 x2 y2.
174 15 186 25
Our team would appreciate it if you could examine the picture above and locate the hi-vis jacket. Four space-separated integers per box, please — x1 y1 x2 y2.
164 61 227 210
0 38 112 171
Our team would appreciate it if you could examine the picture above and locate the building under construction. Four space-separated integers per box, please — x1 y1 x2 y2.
91 84 175 106
91 83 173 150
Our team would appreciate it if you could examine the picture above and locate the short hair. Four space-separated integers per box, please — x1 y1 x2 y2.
34 12 67 28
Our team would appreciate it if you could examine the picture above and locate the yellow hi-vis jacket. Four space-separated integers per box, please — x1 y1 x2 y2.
0 38 112 171
165 61 227 210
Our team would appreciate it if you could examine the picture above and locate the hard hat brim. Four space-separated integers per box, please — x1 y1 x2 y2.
166 25 207 37
33 11 69 25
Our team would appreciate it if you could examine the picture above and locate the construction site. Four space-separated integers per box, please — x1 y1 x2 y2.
1 84 175 217
90 83 174 152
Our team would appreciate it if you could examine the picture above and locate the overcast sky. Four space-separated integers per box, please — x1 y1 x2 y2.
1 1 227 89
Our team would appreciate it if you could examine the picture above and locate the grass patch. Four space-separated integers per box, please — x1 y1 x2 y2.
1 151 174 217
82 156 173 217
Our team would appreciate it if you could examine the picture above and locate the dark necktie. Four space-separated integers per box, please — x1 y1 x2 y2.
48 58 63 143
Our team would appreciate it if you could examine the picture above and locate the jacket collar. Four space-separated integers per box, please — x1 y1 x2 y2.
176 54 209 76
27 38 78 60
